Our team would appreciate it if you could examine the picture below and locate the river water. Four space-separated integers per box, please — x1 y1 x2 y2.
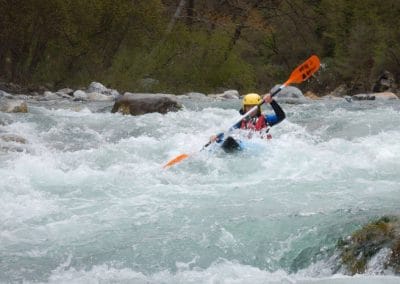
1 98 399 283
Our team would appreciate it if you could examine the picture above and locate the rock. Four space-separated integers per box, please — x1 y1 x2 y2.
57 88 74 96
40 91 61 101
87 81 119 99
73 90 88 101
0 99 28 113
372 92 399 100
304 91 320 100
111 93 182 115
87 82 108 94
337 216 400 275
0 90 12 99
87 92 114 101
373 70 397 93
221 90 239 99
352 94 376 101
270 85 304 99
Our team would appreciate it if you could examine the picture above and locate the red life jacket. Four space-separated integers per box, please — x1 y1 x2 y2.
240 115 272 139
240 115 267 130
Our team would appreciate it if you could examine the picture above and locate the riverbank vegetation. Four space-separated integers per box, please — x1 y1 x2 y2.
1 0 399 94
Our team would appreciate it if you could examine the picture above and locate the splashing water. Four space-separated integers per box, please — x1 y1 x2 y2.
1 99 399 283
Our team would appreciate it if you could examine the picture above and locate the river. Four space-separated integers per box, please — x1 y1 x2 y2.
1 98 399 283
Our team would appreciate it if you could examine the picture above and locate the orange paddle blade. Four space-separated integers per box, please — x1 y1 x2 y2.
163 153 190 169
284 55 320 85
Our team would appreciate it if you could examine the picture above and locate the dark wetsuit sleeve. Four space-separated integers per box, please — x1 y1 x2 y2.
265 100 286 126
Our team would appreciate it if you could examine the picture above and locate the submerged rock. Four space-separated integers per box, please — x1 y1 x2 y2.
111 93 182 115
337 216 400 275
0 99 28 113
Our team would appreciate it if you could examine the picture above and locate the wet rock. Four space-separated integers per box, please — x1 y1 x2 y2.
87 92 114 101
304 91 320 100
337 216 400 275
73 90 88 101
352 94 375 101
87 82 120 99
0 90 12 99
373 70 397 93
372 92 399 100
111 93 182 115
40 91 61 101
220 90 239 99
0 99 28 113
57 88 74 96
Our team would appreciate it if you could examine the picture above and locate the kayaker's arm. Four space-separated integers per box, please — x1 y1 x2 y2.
265 100 286 126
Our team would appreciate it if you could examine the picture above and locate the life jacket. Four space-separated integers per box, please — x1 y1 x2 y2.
240 115 272 139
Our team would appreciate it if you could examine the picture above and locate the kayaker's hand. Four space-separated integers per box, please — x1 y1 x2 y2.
263 93 273 104
210 135 218 142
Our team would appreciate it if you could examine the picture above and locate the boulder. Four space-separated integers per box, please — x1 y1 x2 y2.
221 90 239 99
111 93 182 115
304 91 320 100
0 90 12 99
87 92 115 101
87 81 120 99
57 88 74 96
373 70 397 93
337 216 400 275
372 92 399 100
352 94 376 101
270 85 304 99
39 91 61 101
73 90 88 101
0 99 28 113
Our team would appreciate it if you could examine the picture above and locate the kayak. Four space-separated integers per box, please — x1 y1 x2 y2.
216 134 267 154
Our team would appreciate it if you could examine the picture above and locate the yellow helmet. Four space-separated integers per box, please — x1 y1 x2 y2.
242 93 262 107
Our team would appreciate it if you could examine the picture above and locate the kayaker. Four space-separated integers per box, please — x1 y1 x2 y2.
209 93 286 151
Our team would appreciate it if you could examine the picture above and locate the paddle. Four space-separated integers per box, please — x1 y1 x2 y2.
163 55 320 169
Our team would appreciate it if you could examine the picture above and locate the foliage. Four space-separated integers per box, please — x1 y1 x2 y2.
1 0 399 94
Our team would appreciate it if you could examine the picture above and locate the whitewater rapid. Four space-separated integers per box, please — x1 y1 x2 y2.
0 99 399 283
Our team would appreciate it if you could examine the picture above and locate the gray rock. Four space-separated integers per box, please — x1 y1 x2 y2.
40 91 61 101
0 99 28 113
57 88 74 96
111 93 182 115
271 85 304 99
372 92 399 100
221 90 239 99
0 90 12 98
87 82 108 94
352 94 376 101
73 90 88 101
87 81 119 99
87 92 115 101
